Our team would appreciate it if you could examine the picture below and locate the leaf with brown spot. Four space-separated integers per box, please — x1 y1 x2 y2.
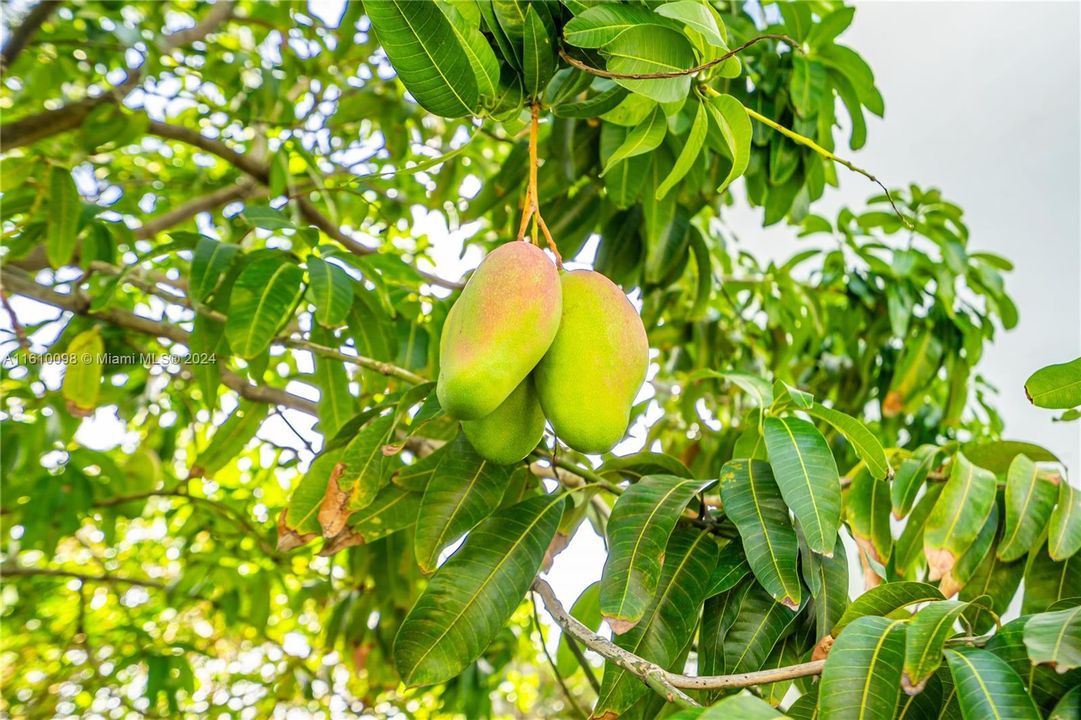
923 453 996 581
317 463 352 537
276 508 316 552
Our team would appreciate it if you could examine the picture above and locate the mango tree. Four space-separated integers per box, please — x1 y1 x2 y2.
1 1 1079 718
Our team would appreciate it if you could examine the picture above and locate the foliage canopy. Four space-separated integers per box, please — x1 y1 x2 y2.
1 1 1079 718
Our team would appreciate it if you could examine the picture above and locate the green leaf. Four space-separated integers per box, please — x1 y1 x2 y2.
963 440 1060 474
522 5 555 97
961 537 1025 634
437 2 499 98
606 26 695 104
819 616 907 720
1025 356 1081 409
902 600 968 693
998 455 1058 562
552 84 628 118
600 474 711 632
224 255 305 359
655 1 726 48
894 483 943 580
892 445 939 518
806 402 889 480
721 581 801 674
393 492 565 686
923 453 997 583
669 692 785 719
944 648 1041 720
718 459 801 609
563 3 666 48
601 105 667 176
347 483 421 543
46 165 82 267
771 380 813 410
240 205 293 230
884 332 943 417
366 0 479 118
1024 605 1081 672
310 325 355 439
763 416 841 555
61 329 104 417
807 6 856 47
832 582 945 638
847 466 893 565
328 412 395 533
655 99 707 200
705 541 750 597
414 434 511 574
690 369 774 409
190 236 240 303
895 671 949 720
801 534 850 640
594 528 718 716
284 450 343 540
598 452 693 482
556 581 601 676
986 615 1081 711
941 502 998 597
600 123 651 207
392 440 450 492
1049 685 1081 720
190 401 269 478
1049 480 1081 560
707 93 752 192
306 257 353 327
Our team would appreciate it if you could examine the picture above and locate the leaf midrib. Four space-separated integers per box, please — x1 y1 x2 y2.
404 493 565 679
611 478 698 619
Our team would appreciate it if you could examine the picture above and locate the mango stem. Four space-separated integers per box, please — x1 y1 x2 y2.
515 104 563 267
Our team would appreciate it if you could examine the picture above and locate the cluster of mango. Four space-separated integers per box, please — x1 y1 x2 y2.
436 242 649 464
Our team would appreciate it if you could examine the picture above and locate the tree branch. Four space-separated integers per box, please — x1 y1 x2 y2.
93 487 280 558
558 34 799 81
738 103 911 230
158 0 235 54
0 96 100 150
0 564 168 590
0 1 235 151
134 179 256 240
532 577 826 699
0 268 443 416
532 578 700 708
0 0 60 71
144 120 464 290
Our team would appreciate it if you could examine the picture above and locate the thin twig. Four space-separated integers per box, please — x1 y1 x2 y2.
0 565 168 589
273 406 315 452
0 0 60 70
531 594 588 719
0 290 30 351
558 34 800 81
737 102 912 229
533 578 827 696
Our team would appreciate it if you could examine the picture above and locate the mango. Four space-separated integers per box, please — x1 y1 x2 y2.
462 376 546 464
534 270 648 453
437 242 561 420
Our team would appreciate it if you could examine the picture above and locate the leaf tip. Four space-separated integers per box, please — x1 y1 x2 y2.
604 615 637 635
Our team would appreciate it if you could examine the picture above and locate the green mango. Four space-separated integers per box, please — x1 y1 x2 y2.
437 242 562 420
534 270 649 453
462 376 546 464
